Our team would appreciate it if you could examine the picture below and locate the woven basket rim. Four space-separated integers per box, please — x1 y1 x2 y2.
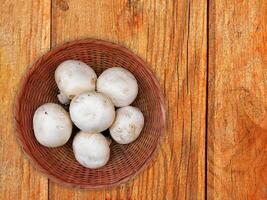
13 38 166 189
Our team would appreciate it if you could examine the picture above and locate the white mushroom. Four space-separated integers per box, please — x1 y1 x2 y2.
69 91 115 133
55 60 97 104
33 103 73 147
109 106 144 144
73 132 110 169
97 67 138 107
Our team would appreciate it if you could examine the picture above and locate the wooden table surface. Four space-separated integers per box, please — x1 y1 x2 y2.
0 0 266 199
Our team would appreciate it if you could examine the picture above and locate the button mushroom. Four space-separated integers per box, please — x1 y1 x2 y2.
33 103 73 147
69 91 115 133
97 67 138 107
55 60 97 104
109 106 144 144
73 131 110 169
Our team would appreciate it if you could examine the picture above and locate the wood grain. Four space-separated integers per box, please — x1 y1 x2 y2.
208 0 267 199
6 0 267 199
50 0 207 199
0 0 50 199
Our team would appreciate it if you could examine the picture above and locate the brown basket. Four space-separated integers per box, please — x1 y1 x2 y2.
14 39 165 189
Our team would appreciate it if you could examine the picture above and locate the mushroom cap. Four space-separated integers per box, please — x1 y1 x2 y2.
55 60 97 99
97 67 138 107
109 106 144 144
73 132 110 169
69 91 115 132
33 103 73 147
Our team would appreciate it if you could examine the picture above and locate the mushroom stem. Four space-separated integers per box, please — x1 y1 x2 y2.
57 91 70 105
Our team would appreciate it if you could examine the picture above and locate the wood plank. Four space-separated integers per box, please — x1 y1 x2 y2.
208 0 267 199
50 0 207 199
0 0 50 199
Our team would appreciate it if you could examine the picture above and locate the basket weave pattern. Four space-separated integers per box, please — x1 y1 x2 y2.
14 39 165 188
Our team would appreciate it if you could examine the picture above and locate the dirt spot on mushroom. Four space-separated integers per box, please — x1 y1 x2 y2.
102 99 108 106
69 94 75 99
91 77 97 85
129 123 136 134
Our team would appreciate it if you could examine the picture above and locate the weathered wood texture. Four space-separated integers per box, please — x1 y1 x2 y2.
2 0 266 199
50 0 207 199
0 0 50 200
208 0 267 199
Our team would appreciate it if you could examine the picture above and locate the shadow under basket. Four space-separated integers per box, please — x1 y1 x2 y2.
14 39 165 189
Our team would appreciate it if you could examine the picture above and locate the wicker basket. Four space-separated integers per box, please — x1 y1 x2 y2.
14 39 165 189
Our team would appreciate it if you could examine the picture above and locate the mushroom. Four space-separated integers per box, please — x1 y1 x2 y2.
55 60 97 104
109 106 144 144
97 67 138 107
33 103 73 147
69 91 115 133
72 131 110 169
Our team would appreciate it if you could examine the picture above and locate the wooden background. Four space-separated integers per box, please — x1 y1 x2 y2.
0 0 266 199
